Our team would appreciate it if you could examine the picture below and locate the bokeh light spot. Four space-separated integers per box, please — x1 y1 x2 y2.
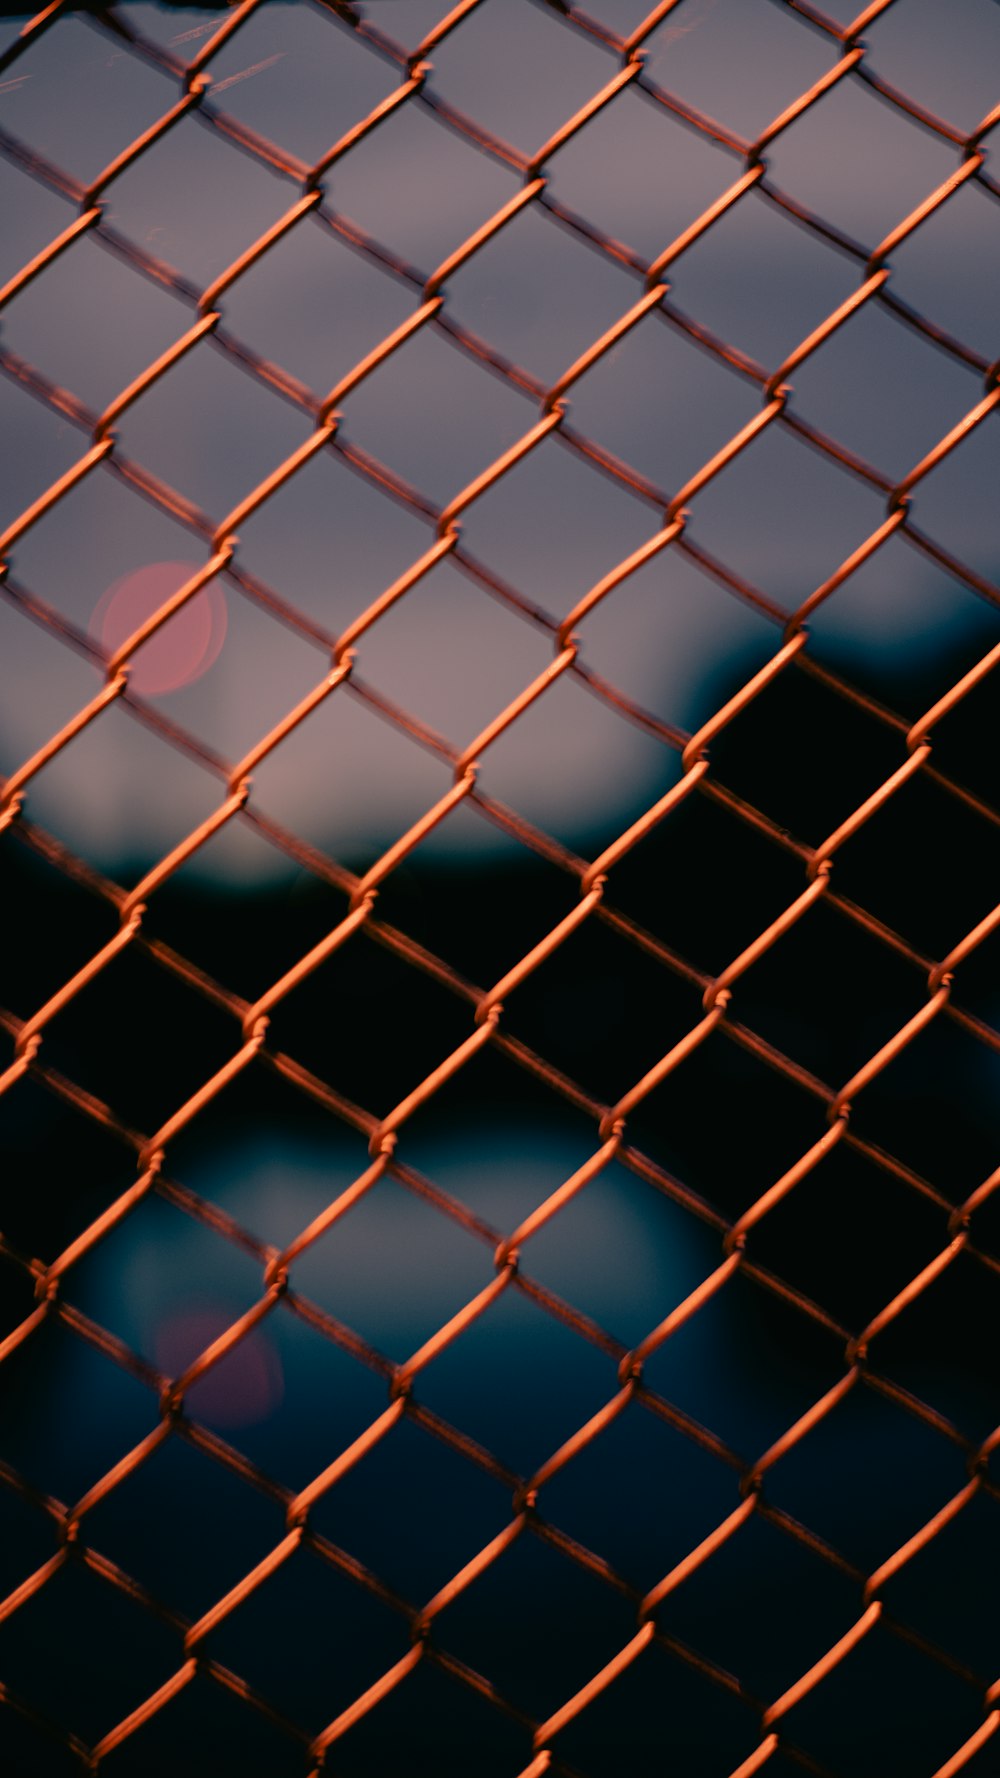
93 560 227 696
153 1306 284 1430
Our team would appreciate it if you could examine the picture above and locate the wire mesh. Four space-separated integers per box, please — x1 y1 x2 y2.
0 0 999 1773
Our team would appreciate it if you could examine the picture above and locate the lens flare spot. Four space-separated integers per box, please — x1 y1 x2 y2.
154 1306 284 1430
94 560 227 696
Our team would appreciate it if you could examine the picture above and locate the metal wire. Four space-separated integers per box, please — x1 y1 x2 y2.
1 0 999 1772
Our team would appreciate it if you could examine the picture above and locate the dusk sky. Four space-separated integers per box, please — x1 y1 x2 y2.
1 0 997 878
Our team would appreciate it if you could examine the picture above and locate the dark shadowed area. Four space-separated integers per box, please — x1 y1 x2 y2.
1 2 999 1775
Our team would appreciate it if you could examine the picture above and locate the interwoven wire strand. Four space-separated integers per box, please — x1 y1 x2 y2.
1 0 999 1772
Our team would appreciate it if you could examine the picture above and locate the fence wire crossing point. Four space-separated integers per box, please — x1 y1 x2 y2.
0 0 999 1773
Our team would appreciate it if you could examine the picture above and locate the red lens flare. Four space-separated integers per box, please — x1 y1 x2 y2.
93 560 227 697
153 1305 284 1431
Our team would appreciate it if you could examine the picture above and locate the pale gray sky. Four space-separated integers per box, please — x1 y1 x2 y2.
1 0 997 878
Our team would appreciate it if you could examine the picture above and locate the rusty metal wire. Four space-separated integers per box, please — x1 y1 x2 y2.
1 0 999 1772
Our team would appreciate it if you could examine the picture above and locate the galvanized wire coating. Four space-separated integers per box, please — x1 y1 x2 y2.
1 0 1000 1772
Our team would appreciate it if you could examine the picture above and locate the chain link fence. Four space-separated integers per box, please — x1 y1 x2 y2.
1 0 999 1773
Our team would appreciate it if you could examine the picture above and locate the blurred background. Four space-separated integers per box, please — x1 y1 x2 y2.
1 1 999 1773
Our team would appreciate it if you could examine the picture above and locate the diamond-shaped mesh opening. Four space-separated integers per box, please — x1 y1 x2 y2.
2 2 1000 1774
